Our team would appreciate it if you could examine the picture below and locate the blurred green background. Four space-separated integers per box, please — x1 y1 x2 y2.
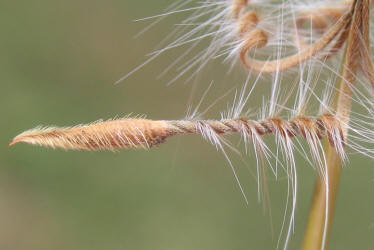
1 1 374 249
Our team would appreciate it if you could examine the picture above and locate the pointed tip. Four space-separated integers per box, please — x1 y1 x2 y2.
8 138 18 146
8 135 23 147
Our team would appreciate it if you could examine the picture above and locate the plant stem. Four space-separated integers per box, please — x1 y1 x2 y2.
301 142 342 250
301 0 368 249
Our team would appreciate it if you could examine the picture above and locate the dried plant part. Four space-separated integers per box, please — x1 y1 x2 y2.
302 0 374 249
293 4 348 50
9 119 171 151
10 0 374 249
9 115 345 156
236 0 354 73
117 0 374 84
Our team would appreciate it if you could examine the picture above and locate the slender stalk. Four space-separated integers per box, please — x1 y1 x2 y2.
301 0 368 249
9 115 341 151
301 141 342 250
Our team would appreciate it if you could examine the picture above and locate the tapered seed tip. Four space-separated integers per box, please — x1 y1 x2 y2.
8 137 20 146
5 119 174 151
8 130 36 147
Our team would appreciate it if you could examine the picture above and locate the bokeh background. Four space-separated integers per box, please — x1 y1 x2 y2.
1 0 374 249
